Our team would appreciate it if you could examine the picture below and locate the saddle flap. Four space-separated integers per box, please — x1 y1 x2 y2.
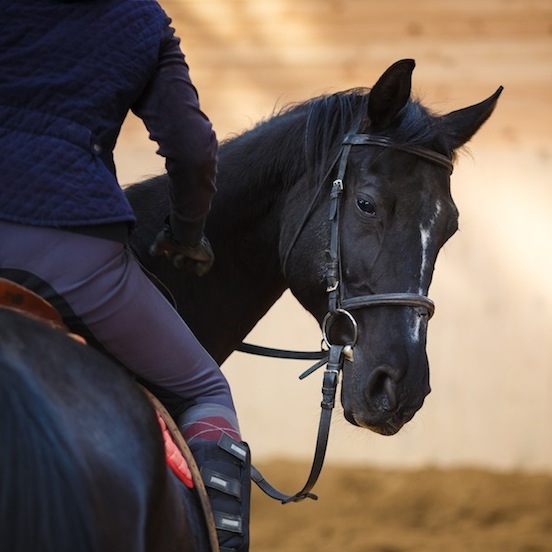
0 277 66 329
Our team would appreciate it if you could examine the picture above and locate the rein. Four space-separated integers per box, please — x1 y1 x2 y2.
242 133 450 504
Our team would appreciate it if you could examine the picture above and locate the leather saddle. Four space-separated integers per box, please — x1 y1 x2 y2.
0 277 81 338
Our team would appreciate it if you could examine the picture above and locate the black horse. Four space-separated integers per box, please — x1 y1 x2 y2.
127 59 502 435
0 308 211 552
1 60 501 550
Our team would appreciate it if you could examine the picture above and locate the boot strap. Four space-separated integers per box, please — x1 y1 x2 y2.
213 511 243 534
201 466 242 499
218 433 248 463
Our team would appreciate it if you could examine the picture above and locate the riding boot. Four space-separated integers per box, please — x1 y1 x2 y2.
187 435 251 552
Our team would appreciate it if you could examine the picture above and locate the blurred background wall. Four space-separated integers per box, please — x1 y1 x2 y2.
116 0 552 472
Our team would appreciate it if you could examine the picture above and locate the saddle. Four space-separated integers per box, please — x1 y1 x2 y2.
0 277 85 343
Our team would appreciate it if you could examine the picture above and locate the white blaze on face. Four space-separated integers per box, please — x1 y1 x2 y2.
410 200 442 342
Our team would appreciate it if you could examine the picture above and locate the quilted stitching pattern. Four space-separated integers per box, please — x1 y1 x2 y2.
0 0 166 226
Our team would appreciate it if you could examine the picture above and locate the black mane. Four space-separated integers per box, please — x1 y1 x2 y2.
221 88 453 191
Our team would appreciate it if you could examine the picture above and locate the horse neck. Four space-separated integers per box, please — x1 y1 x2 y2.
196 116 308 361
213 113 307 267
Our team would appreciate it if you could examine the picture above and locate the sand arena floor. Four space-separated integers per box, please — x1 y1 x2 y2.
251 461 552 551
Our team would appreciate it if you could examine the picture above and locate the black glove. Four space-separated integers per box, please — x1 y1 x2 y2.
149 222 214 276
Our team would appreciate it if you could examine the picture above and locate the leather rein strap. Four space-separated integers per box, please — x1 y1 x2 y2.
243 133 450 504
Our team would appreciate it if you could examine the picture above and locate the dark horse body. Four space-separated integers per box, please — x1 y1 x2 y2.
0 60 501 550
0 309 210 552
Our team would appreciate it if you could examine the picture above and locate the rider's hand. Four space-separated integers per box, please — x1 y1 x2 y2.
149 223 214 276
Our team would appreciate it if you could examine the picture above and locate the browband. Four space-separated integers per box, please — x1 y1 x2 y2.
343 133 454 174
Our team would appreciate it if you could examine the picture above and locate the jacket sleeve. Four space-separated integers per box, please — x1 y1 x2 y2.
132 20 218 246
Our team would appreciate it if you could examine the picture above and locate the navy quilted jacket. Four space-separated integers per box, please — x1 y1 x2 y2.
0 0 217 243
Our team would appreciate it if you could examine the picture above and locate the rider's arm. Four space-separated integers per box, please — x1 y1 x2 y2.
132 20 218 247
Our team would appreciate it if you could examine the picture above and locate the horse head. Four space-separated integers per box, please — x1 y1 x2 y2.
281 59 502 435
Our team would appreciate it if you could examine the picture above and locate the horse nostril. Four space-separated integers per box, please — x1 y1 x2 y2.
383 376 397 411
366 365 400 412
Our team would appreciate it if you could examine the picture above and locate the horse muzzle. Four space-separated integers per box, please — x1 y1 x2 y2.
342 359 431 436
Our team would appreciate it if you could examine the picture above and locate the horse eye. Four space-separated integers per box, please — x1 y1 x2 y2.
357 197 377 216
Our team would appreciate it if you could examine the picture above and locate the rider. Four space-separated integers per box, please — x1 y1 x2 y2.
0 1 249 550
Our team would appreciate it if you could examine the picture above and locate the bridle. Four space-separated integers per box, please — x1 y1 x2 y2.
241 132 453 503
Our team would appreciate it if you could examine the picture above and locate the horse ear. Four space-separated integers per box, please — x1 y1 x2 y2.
441 86 504 150
367 59 415 130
